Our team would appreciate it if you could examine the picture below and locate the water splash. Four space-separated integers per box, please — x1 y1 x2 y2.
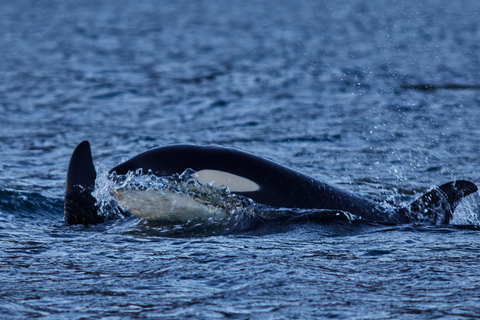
92 163 129 221
94 165 256 224
90 165 366 236
450 192 480 226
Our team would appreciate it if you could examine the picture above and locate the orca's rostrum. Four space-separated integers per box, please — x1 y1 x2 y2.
64 141 478 226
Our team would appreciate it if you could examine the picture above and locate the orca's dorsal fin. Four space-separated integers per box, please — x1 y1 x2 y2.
64 141 101 225
400 180 478 224
66 141 96 193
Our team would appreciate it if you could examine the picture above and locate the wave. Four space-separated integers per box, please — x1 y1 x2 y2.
0 188 63 220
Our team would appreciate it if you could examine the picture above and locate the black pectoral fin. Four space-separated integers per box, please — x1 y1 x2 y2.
400 180 478 225
64 141 101 225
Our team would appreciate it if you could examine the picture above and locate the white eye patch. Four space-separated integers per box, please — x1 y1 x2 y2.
192 169 260 192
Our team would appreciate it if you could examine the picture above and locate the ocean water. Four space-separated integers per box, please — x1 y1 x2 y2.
2 0 480 318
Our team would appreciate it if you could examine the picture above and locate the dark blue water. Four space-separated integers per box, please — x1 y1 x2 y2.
2 0 480 318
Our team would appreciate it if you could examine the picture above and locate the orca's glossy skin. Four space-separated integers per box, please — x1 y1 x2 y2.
109 145 385 221
64 141 478 225
64 140 101 225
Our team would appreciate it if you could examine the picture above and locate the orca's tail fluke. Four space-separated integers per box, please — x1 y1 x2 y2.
64 141 103 225
399 180 478 224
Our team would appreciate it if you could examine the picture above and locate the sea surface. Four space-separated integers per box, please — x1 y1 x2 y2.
1 1 480 319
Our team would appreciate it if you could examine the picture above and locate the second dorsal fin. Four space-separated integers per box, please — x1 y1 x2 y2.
399 180 477 224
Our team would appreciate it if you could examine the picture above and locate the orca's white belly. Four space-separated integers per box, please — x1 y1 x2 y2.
113 189 226 222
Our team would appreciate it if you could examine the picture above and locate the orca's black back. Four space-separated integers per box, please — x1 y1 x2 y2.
110 145 381 219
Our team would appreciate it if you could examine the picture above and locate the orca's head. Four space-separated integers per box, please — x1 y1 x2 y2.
64 141 102 225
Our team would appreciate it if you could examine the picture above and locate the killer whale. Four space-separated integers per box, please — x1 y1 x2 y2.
64 141 478 225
